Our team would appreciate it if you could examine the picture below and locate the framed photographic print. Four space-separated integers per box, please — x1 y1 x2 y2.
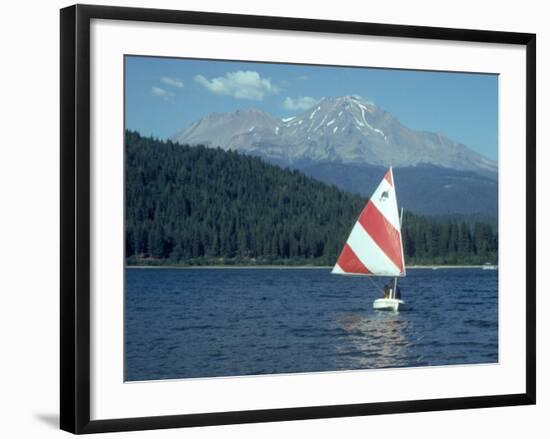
60 4 536 434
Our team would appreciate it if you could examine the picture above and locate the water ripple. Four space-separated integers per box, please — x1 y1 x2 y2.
125 268 498 381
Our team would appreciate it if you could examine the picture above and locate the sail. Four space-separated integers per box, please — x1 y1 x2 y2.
332 167 405 277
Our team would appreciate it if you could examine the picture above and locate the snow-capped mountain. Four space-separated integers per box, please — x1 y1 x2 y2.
172 96 497 175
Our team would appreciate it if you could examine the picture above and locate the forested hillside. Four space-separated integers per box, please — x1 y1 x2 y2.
125 131 497 266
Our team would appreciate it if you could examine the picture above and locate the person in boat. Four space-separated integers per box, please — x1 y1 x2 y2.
394 285 402 300
383 283 392 299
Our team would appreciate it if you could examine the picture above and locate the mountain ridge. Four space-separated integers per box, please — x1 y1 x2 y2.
172 95 497 175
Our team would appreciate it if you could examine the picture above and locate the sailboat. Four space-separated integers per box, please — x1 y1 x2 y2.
332 167 407 312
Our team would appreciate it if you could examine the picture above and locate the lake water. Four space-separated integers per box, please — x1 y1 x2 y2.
125 268 498 381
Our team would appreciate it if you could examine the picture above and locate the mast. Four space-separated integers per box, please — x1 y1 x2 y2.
391 207 404 300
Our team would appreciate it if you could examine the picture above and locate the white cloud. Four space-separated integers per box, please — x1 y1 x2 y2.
297 75 309 81
283 96 320 111
161 76 184 88
194 70 279 100
151 86 174 100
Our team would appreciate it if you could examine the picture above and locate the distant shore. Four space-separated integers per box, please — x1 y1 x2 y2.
127 265 330 269
126 264 496 270
408 265 497 269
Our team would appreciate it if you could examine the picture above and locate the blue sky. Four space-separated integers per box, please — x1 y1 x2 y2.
125 56 498 160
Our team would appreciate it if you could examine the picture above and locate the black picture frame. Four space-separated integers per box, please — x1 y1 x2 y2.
60 4 536 434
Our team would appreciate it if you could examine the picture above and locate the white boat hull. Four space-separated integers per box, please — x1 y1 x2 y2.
373 298 406 311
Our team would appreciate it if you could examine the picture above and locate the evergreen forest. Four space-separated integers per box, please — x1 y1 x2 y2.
125 131 498 266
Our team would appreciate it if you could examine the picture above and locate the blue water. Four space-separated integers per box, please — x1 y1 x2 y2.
125 268 498 381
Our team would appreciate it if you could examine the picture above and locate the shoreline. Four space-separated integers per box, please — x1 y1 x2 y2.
126 264 496 270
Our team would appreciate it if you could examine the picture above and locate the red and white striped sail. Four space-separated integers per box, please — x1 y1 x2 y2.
332 167 405 277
